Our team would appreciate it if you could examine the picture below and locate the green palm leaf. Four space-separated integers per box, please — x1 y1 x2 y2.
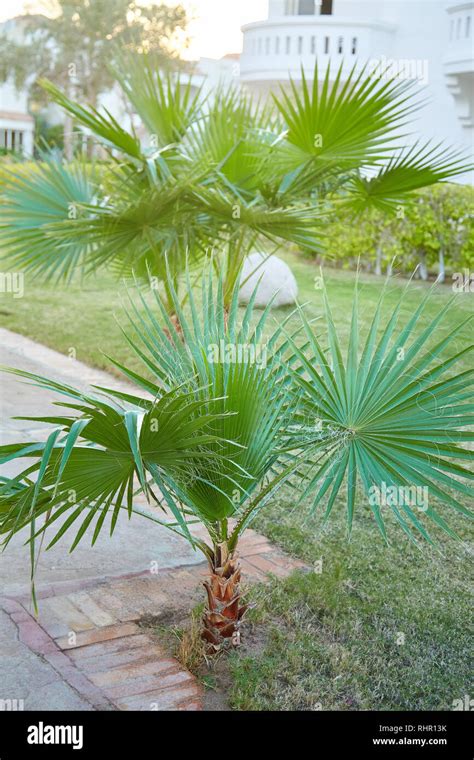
0 156 98 280
270 61 417 189
270 61 470 200
345 142 473 214
187 86 277 194
118 262 300 525
288 278 474 543
0 366 231 581
112 52 204 147
39 78 143 160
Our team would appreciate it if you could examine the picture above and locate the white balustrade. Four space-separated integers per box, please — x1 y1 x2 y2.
240 16 397 82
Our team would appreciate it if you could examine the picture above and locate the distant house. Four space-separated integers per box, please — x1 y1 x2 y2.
0 102 34 156
0 17 37 155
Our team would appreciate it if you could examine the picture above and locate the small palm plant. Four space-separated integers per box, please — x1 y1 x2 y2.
0 57 471 314
1 266 473 650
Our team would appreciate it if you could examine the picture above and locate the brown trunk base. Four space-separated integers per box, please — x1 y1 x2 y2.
201 543 248 654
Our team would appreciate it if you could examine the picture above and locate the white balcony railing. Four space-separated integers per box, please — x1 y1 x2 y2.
240 16 397 82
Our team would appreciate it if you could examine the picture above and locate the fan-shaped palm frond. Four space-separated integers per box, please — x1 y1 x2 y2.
39 78 143 160
191 185 323 251
270 61 471 200
0 364 233 606
270 62 417 190
344 142 473 215
0 156 98 280
288 276 474 543
187 86 277 194
116 263 300 526
112 52 205 148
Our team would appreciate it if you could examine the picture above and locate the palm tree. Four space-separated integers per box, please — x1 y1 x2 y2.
1 265 472 650
0 58 470 314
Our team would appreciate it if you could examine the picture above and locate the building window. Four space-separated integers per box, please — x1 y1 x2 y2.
466 16 471 37
320 0 333 14
298 36 303 54
298 0 315 14
311 35 316 54
258 38 262 54
286 36 291 54
265 37 270 54
457 17 462 37
338 36 343 54
275 36 280 54
324 36 330 54
351 37 357 54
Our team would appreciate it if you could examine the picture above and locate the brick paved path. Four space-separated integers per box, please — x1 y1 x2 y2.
1 529 306 710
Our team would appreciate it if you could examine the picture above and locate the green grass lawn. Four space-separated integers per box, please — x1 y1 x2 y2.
1 250 473 377
228 499 473 711
1 253 473 711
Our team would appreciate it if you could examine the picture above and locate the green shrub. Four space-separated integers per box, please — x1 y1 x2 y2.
317 184 474 279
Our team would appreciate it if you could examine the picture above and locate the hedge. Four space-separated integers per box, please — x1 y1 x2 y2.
309 184 474 281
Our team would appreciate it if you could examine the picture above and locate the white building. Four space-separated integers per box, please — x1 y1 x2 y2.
240 1 474 160
0 82 34 156
0 17 35 155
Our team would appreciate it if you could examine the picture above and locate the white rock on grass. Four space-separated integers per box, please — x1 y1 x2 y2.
238 252 298 308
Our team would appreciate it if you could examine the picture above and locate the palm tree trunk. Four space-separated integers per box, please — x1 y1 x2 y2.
63 113 74 161
418 251 429 281
374 244 383 276
201 541 248 653
438 247 445 283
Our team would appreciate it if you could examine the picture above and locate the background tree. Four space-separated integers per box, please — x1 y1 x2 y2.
320 185 473 279
0 0 189 158
402 186 473 282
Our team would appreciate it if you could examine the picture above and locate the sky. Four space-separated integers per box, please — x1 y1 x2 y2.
0 0 269 59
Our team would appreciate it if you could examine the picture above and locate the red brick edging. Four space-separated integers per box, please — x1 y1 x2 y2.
1 530 306 711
